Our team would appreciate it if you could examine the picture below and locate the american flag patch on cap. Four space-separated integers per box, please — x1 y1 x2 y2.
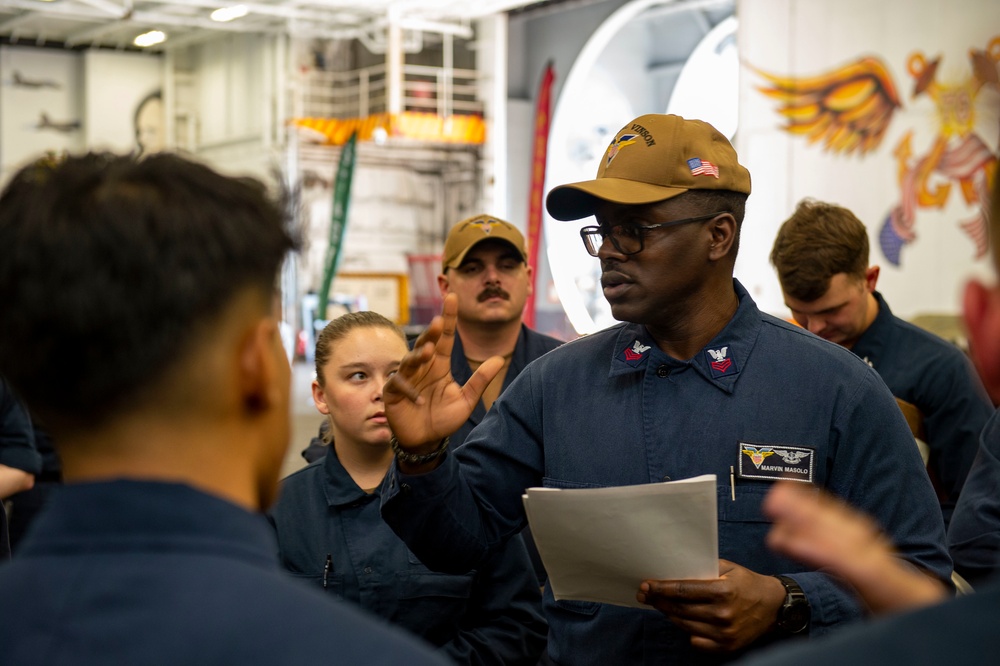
687 157 719 178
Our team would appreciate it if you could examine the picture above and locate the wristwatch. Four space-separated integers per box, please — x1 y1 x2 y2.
773 575 810 634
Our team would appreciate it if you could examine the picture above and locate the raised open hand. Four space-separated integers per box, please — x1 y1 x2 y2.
383 293 504 453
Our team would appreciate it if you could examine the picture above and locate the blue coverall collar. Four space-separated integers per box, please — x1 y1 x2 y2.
606 279 762 395
323 447 383 507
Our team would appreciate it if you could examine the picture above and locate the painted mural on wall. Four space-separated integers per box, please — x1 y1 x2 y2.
0 50 82 184
133 90 164 155
752 36 999 266
5 68 76 140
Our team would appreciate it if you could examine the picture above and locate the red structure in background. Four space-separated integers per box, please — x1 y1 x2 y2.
524 62 555 328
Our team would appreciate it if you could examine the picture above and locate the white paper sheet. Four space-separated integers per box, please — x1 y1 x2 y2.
522 474 718 609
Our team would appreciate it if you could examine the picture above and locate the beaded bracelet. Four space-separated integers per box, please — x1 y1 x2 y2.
390 434 450 466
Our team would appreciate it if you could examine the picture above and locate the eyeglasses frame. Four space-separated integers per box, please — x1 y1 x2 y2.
579 211 729 257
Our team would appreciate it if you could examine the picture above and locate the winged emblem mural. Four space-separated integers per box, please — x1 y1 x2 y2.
752 36 1000 265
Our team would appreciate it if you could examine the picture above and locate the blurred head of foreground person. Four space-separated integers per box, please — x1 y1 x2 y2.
0 152 448 665
965 176 1000 405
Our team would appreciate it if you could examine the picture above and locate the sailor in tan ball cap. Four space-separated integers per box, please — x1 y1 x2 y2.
380 114 950 665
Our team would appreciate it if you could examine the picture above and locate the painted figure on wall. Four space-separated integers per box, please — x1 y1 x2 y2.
753 36 999 266
134 90 165 155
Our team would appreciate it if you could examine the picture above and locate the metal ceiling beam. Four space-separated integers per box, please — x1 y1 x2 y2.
0 0 552 48
75 0 130 18
383 16 472 38
124 10 283 31
0 0 281 35
0 11 36 31
1 0 118 21
160 24 238 48
65 18 133 45
461 0 553 18
146 0 362 24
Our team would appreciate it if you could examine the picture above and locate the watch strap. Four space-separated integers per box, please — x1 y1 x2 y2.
773 574 810 634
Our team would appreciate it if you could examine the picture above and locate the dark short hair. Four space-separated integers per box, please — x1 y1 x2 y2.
770 199 869 302
0 152 298 432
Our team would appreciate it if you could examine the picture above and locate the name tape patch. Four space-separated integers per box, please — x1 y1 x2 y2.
737 443 814 483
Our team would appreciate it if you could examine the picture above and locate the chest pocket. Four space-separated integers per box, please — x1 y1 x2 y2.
541 477 605 490
397 571 476 600
393 565 476 642
543 586 601 621
287 571 345 598
717 484 771 524
716 483 780 570
400 550 476 600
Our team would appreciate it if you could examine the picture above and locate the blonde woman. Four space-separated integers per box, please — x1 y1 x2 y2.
269 312 546 665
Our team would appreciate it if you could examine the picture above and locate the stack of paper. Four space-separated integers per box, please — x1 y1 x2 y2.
522 474 718 608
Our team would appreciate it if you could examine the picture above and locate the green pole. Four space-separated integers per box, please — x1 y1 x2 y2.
316 131 358 320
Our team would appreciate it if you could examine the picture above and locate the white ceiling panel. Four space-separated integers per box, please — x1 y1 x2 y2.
0 0 559 50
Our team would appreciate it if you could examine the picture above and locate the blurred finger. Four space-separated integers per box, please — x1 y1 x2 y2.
411 314 444 353
639 579 721 604
763 481 821 523
387 342 433 391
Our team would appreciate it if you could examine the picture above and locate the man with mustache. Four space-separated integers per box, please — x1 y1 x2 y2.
437 215 563 590
302 215 561 461
437 214 563 447
769 199 993 529
379 114 950 665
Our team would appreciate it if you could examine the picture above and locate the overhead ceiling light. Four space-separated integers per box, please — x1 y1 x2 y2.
134 30 166 48
211 5 249 22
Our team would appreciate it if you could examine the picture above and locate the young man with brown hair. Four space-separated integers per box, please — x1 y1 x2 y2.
770 199 993 526
738 158 1000 666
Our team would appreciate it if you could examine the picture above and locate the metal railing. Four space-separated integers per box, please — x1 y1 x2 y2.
300 62 483 119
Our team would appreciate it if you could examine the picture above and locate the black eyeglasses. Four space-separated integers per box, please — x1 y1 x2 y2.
579 211 728 257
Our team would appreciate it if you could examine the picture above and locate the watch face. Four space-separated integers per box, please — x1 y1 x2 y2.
775 575 810 634
780 600 810 633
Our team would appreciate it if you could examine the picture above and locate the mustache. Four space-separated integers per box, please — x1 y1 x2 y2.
477 286 511 302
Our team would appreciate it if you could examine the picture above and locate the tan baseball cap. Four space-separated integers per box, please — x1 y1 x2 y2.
441 214 527 271
546 114 751 221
